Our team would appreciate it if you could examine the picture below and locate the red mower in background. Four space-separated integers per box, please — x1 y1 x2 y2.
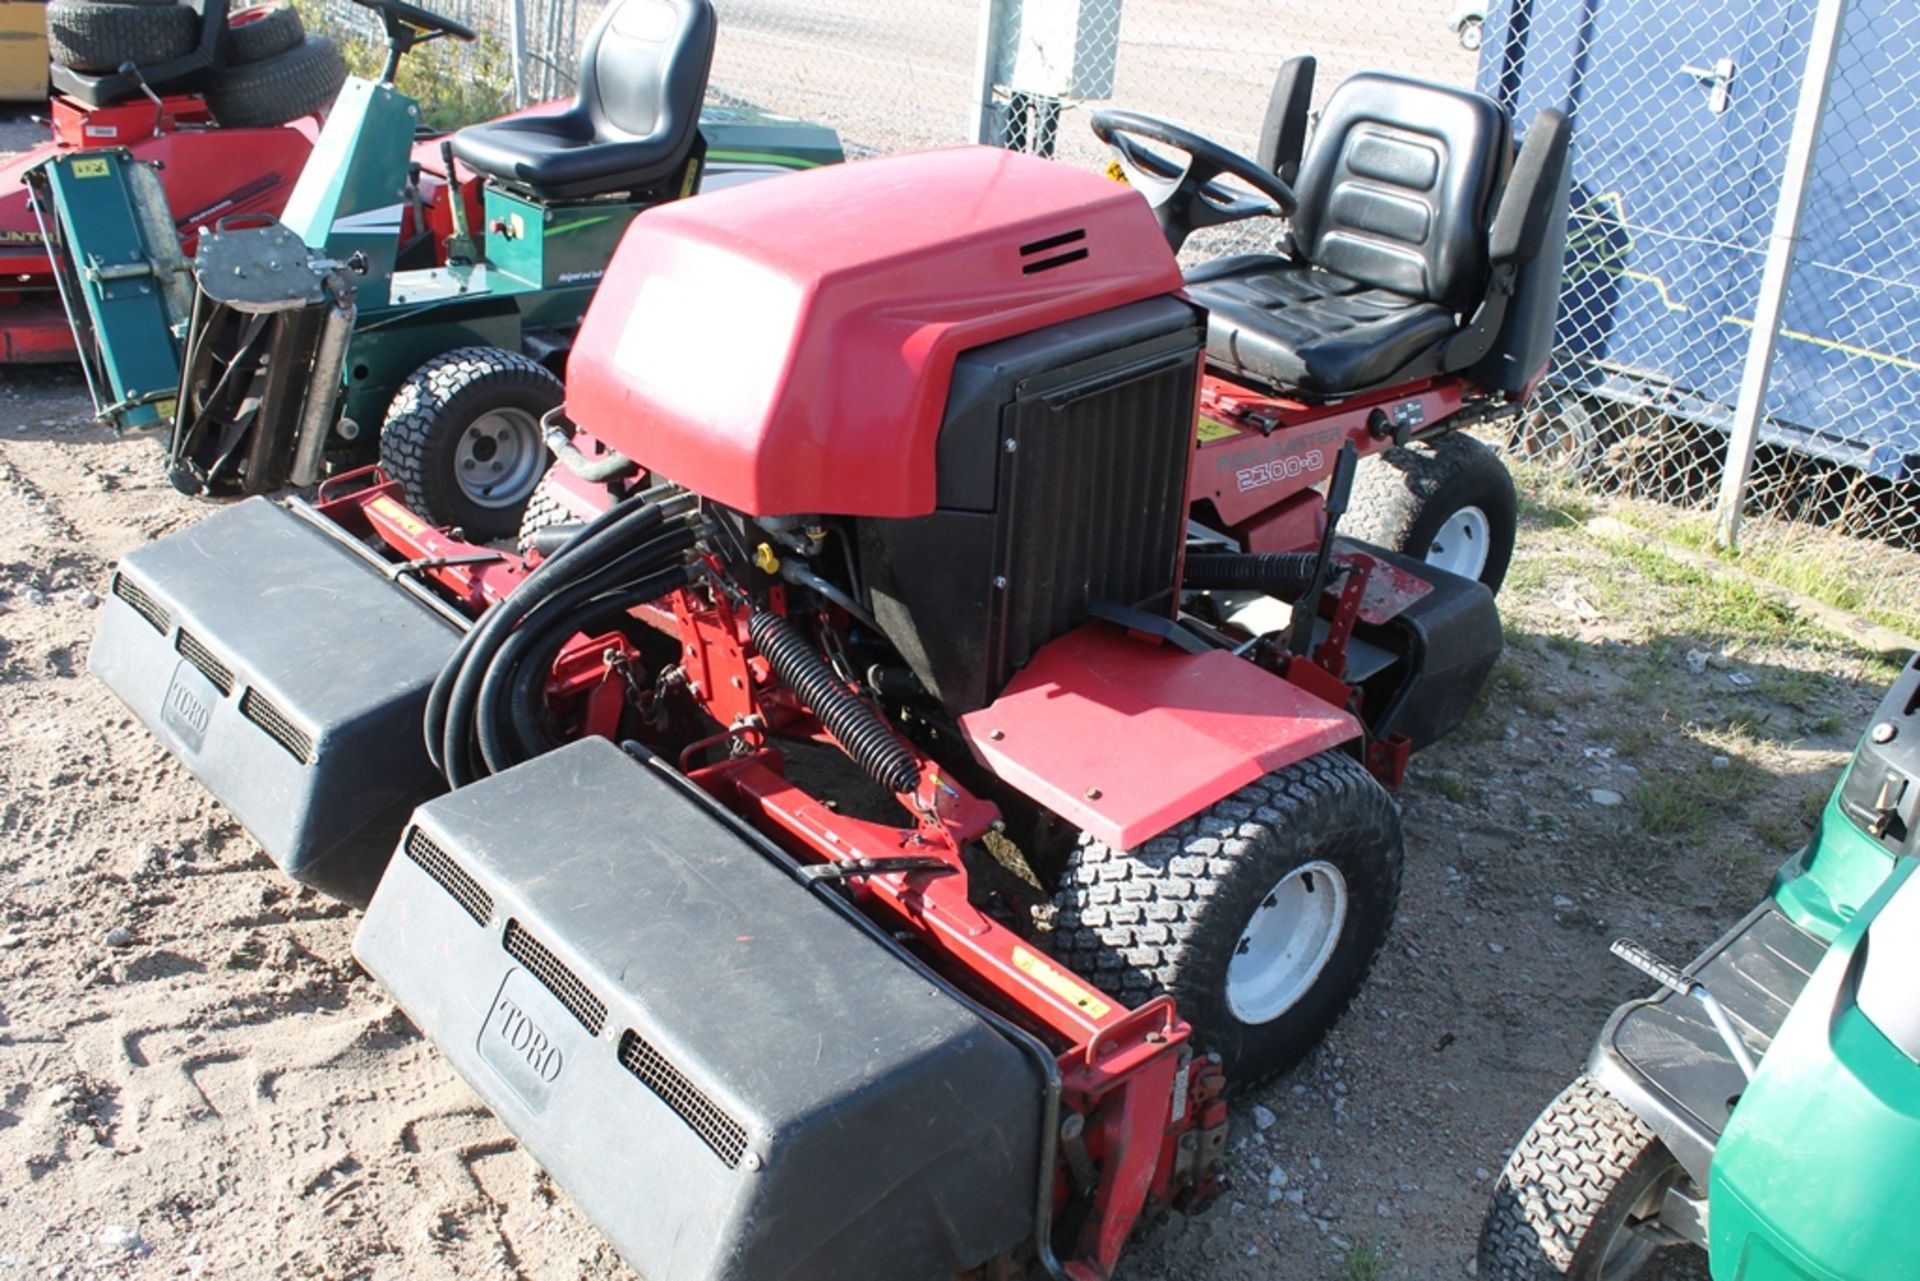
89 62 1570 1279
0 0 486 362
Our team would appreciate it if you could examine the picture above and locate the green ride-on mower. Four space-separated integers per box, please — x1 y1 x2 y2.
30 0 841 536
1480 653 1920 1280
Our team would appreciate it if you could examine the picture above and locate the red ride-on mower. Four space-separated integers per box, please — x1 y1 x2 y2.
88 69 1568 1280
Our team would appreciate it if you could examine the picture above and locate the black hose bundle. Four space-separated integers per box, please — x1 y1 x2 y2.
1183 551 1321 601
747 610 921 796
425 494 694 787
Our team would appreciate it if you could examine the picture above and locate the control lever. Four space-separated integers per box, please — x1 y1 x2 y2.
117 60 167 136
1287 440 1357 657
439 140 479 265
1611 938 1759 1081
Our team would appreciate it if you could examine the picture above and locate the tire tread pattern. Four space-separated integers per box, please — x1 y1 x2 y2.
1477 1074 1681 1279
225 4 304 63
1051 750 1403 1090
204 33 345 128
380 345 562 534
46 0 197 73
1345 431 1517 590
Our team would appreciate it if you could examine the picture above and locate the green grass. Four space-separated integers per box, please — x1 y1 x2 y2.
1339 1237 1387 1281
1626 751 1763 842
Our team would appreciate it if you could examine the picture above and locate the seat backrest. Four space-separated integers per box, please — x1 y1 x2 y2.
579 0 716 144
1289 72 1511 311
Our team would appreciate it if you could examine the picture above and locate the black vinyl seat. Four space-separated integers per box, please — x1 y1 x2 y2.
1186 72 1514 398
451 0 714 201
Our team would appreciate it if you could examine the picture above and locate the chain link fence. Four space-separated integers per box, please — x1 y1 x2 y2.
335 0 1918 623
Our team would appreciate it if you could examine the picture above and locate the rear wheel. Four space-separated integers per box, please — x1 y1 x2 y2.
1346 432 1518 592
380 347 563 538
1479 1075 1700 1280
1051 750 1403 1089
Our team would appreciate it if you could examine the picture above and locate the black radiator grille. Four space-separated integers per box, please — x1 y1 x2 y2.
503 919 605 1035
403 827 492 926
996 356 1195 679
174 628 234 695
617 1028 749 1168
240 687 314 763
110 572 170 634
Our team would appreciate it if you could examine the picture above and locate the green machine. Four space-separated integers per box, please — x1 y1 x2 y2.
32 0 841 536
1479 652 1920 1279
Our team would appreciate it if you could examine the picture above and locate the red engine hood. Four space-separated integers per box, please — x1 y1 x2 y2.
563 146 1184 518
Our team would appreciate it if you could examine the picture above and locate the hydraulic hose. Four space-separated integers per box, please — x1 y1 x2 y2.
477 561 693 773
428 497 677 784
748 610 921 796
424 493 660 774
450 523 694 783
1182 551 1321 601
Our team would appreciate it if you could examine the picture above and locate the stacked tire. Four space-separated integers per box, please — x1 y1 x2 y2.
206 5 347 129
43 0 345 130
45 0 199 73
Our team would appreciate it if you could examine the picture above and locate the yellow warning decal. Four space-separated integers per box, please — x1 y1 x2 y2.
1103 159 1128 185
1197 414 1241 443
1013 946 1112 1019
72 157 110 179
369 494 429 539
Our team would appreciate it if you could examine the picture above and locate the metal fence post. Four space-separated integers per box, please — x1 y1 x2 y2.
971 0 1014 145
509 0 528 108
1714 0 1851 548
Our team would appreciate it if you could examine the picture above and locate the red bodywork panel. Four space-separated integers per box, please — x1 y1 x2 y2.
564 146 1184 517
1192 374 1475 541
959 621 1360 849
0 103 318 361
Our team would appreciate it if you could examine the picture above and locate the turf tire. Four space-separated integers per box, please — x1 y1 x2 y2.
46 0 197 72
1478 1075 1697 1280
225 3 304 62
1346 431 1518 592
380 346 563 539
204 33 345 128
1051 750 1404 1089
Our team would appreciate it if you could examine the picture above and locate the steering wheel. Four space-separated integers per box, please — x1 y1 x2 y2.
351 0 478 44
1091 110 1296 252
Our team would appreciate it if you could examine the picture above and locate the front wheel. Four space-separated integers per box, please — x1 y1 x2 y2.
1346 431 1518 592
380 347 563 538
1051 750 1404 1089
1479 1075 1701 1280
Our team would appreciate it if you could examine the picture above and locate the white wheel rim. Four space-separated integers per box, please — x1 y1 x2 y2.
1425 505 1492 581
1225 860 1349 1024
454 406 543 508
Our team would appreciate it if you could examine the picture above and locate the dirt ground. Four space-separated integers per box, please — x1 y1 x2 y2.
0 362 1902 1281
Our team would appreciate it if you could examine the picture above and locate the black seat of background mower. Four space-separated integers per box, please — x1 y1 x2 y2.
50 0 232 108
1186 71 1555 398
450 0 714 200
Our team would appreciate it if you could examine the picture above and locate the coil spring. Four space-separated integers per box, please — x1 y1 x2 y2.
1183 551 1322 601
748 610 922 796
